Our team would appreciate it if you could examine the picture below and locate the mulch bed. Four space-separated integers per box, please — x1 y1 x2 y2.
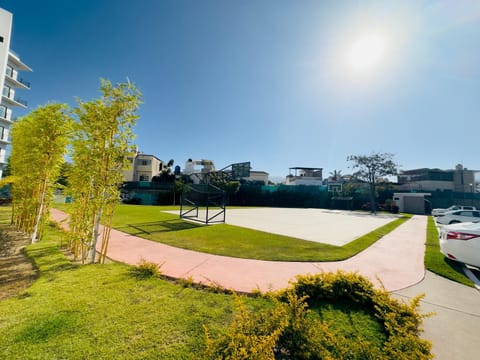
0 226 38 300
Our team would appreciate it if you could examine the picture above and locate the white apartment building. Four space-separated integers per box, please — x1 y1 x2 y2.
0 8 31 177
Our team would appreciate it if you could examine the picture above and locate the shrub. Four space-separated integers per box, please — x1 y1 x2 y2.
204 271 433 359
130 258 162 279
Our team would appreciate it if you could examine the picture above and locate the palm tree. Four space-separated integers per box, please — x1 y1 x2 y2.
329 170 342 181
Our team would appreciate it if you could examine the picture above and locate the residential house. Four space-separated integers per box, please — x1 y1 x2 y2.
123 153 166 182
285 167 323 186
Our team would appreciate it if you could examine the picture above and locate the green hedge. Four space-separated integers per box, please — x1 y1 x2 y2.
205 271 433 359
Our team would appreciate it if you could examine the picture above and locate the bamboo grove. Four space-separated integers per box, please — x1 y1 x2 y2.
10 80 142 263
10 104 71 243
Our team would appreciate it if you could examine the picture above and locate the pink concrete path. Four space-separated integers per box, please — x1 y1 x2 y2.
50 209 427 293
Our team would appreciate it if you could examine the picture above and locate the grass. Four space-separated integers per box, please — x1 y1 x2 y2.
424 216 474 287
98 204 411 262
0 206 388 359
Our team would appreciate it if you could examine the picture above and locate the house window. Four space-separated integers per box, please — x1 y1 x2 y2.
139 175 149 181
141 160 150 166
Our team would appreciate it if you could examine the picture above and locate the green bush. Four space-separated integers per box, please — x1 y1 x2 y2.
204 271 432 360
129 258 163 279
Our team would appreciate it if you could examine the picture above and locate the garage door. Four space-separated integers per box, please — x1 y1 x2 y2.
404 196 425 214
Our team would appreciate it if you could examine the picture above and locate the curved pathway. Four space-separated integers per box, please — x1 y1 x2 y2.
50 209 426 293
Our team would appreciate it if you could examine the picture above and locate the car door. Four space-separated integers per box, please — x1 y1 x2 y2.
457 211 475 222
472 211 480 223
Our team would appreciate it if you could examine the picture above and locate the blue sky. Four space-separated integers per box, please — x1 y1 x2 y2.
2 0 480 180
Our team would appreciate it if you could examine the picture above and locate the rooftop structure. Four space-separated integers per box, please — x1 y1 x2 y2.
285 166 323 186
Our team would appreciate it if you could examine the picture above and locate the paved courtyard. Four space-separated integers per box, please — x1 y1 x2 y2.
172 207 400 246
223 208 399 245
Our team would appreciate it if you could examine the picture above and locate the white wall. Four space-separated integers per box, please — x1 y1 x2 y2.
0 9 13 94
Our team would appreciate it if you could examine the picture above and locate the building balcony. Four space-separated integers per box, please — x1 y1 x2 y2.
1 94 27 108
4 73 30 89
8 51 32 72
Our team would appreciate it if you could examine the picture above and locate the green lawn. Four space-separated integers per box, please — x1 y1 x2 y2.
102 204 411 262
0 207 389 359
424 216 474 287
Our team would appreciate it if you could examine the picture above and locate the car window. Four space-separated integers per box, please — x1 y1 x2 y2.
464 206 474 210
474 211 480 217
459 211 473 217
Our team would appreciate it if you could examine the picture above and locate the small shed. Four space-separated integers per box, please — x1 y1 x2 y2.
393 192 431 215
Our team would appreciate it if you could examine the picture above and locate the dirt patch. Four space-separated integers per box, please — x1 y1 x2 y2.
0 226 38 300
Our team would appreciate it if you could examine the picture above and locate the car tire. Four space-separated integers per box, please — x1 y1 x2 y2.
449 220 461 224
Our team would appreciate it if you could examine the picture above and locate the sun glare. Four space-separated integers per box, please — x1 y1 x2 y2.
348 34 386 71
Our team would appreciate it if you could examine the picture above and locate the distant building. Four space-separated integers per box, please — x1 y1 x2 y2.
242 170 269 185
285 167 323 186
123 153 166 182
0 8 32 177
398 164 476 192
183 159 215 184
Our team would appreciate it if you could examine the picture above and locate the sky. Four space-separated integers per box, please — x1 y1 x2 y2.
2 0 480 181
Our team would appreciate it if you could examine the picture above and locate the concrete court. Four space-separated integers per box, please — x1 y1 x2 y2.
174 207 399 246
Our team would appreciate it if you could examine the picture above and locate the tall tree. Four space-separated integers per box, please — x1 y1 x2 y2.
10 104 72 242
347 152 398 214
68 79 141 263
329 170 342 181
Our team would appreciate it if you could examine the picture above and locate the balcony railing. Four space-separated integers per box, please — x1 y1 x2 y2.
16 77 31 88
13 97 28 107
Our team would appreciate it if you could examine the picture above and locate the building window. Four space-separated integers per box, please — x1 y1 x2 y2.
0 36 3 43
2 85 11 97
139 175 149 181
0 127 5 140
0 106 6 119
6 65 13 78
141 160 150 166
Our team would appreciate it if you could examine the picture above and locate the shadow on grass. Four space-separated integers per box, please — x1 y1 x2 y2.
117 219 204 236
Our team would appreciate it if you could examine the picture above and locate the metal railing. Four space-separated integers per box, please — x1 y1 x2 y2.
16 77 31 88
14 97 28 107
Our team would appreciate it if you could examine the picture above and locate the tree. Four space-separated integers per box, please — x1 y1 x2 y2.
67 79 142 263
329 170 342 181
347 152 398 214
10 103 72 242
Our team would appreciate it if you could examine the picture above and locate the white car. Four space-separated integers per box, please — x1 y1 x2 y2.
435 210 480 225
440 222 480 268
432 205 476 217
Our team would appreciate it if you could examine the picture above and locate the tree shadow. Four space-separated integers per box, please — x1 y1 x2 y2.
117 219 204 236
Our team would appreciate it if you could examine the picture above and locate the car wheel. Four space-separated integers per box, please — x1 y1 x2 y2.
449 220 460 224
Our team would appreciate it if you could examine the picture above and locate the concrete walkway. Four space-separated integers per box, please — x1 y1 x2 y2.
394 271 480 360
50 209 426 293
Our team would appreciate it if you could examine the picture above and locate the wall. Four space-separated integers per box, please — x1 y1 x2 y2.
0 9 12 94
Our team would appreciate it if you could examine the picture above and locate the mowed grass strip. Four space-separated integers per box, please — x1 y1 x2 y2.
424 216 474 287
0 207 387 359
107 205 411 262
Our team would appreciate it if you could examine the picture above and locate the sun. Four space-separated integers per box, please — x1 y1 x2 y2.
348 34 386 71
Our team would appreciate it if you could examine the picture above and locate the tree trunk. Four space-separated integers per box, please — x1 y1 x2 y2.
31 175 48 243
